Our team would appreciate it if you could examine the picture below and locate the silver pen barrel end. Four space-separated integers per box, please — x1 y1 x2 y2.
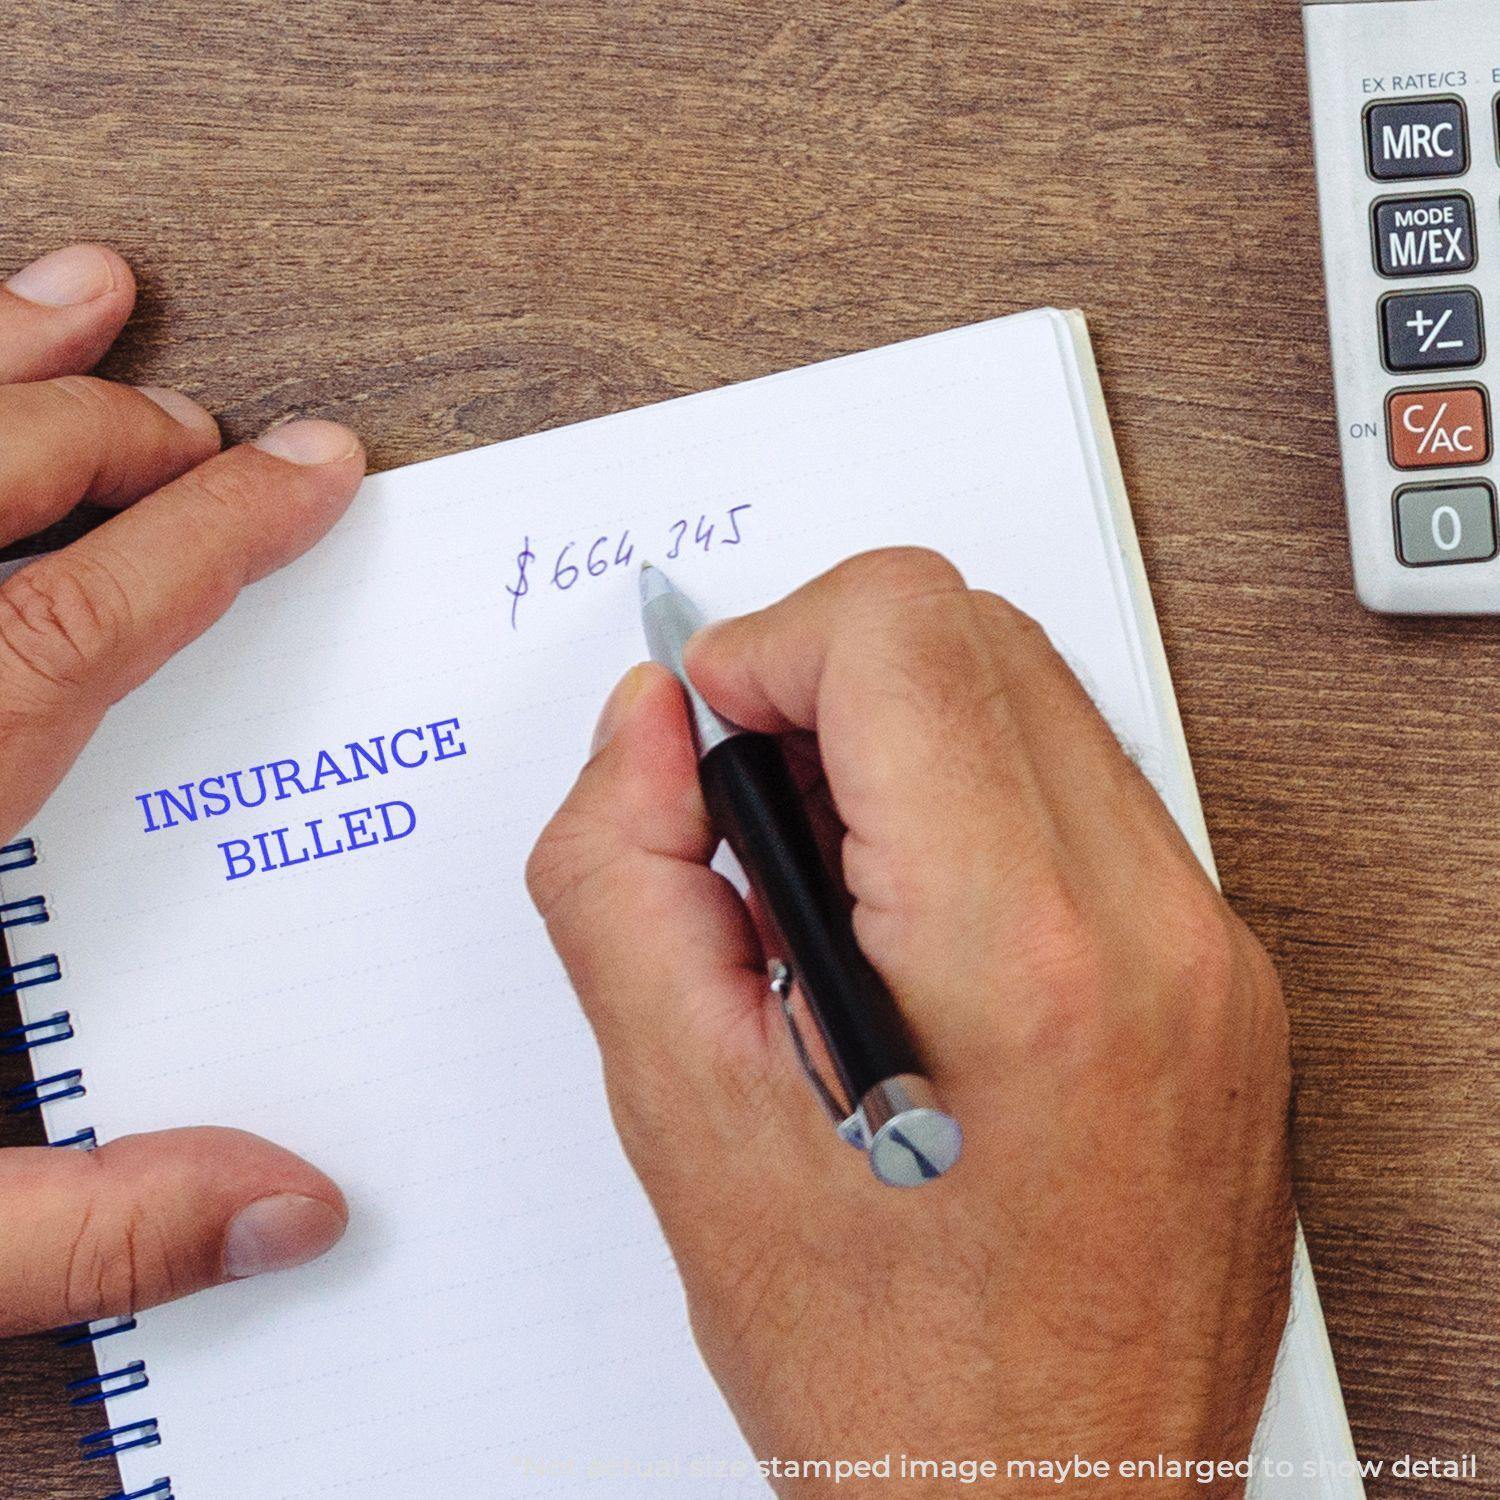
856 1076 963 1188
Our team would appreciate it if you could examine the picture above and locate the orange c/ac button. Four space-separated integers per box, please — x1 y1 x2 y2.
1387 386 1491 470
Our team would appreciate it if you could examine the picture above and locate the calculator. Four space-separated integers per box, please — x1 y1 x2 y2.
1304 0 1500 614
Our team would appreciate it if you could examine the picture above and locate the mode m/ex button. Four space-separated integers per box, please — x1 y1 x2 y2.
1374 194 1476 278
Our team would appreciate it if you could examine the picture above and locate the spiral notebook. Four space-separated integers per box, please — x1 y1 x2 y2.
1 310 1360 1498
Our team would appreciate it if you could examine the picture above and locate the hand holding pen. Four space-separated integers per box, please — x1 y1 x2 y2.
529 548 1293 1488
640 560 962 1189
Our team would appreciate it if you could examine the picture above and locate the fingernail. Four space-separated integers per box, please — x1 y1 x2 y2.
252 418 360 466
223 1194 347 1279
591 664 654 755
136 386 220 438
6 245 118 306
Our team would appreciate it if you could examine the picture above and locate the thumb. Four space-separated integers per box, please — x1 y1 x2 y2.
0 1127 346 1336
526 663 778 1162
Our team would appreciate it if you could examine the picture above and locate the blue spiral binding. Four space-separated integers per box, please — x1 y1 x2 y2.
0 836 38 873
0 841 171 1498
0 895 48 928
4 1069 85 1112
59 1317 138 1348
0 954 62 994
80 1420 162 1461
0 1010 72 1054
70 1362 150 1406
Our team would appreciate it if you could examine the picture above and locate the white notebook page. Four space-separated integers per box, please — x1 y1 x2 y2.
3 310 1347 1497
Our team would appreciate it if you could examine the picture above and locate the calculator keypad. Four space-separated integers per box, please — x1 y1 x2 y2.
1306 0 1500 610
1363 98 1493 569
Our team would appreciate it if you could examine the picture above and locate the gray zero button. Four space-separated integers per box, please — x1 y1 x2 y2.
1367 99 1469 180
1374 195 1476 277
1396 483 1498 566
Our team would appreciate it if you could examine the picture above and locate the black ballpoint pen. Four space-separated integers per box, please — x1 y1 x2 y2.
639 563 962 1188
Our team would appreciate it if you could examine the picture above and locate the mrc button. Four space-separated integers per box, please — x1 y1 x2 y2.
1366 99 1469 180
1374 195 1476 277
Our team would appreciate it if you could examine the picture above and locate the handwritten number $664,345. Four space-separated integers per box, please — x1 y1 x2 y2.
506 505 751 629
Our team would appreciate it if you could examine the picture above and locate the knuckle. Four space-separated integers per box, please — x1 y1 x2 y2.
46 374 119 425
872 609 1009 734
971 589 1050 648
179 452 264 519
525 808 617 939
1001 871 1115 1050
1023 875 1110 1000
0 556 133 699
59 1199 168 1324
819 554 982 708
1239 922 1293 1057
1158 886 1240 1000
971 590 1081 693
524 813 577 920
58 1207 110 1324
835 546 966 604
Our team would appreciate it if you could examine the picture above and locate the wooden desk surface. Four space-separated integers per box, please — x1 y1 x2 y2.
1 1 1494 1493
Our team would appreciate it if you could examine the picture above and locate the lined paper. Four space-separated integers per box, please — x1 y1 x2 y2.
3 311 1346 1497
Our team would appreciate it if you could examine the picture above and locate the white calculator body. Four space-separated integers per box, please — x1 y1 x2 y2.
1305 0 1500 614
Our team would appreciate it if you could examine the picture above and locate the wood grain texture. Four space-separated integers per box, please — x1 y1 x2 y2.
0 0 1494 1494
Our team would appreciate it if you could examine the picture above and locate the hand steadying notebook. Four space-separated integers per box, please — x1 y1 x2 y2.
3 310 1360 1498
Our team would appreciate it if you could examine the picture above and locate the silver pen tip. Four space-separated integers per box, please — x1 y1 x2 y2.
639 561 673 606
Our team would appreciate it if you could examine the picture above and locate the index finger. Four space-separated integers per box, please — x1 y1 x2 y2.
682 549 1209 1028
685 547 1193 857
0 420 365 837
683 550 1074 1004
684 548 1056 845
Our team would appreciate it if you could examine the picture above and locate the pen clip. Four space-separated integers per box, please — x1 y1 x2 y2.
769 959 965 1187
768 960 869 1151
